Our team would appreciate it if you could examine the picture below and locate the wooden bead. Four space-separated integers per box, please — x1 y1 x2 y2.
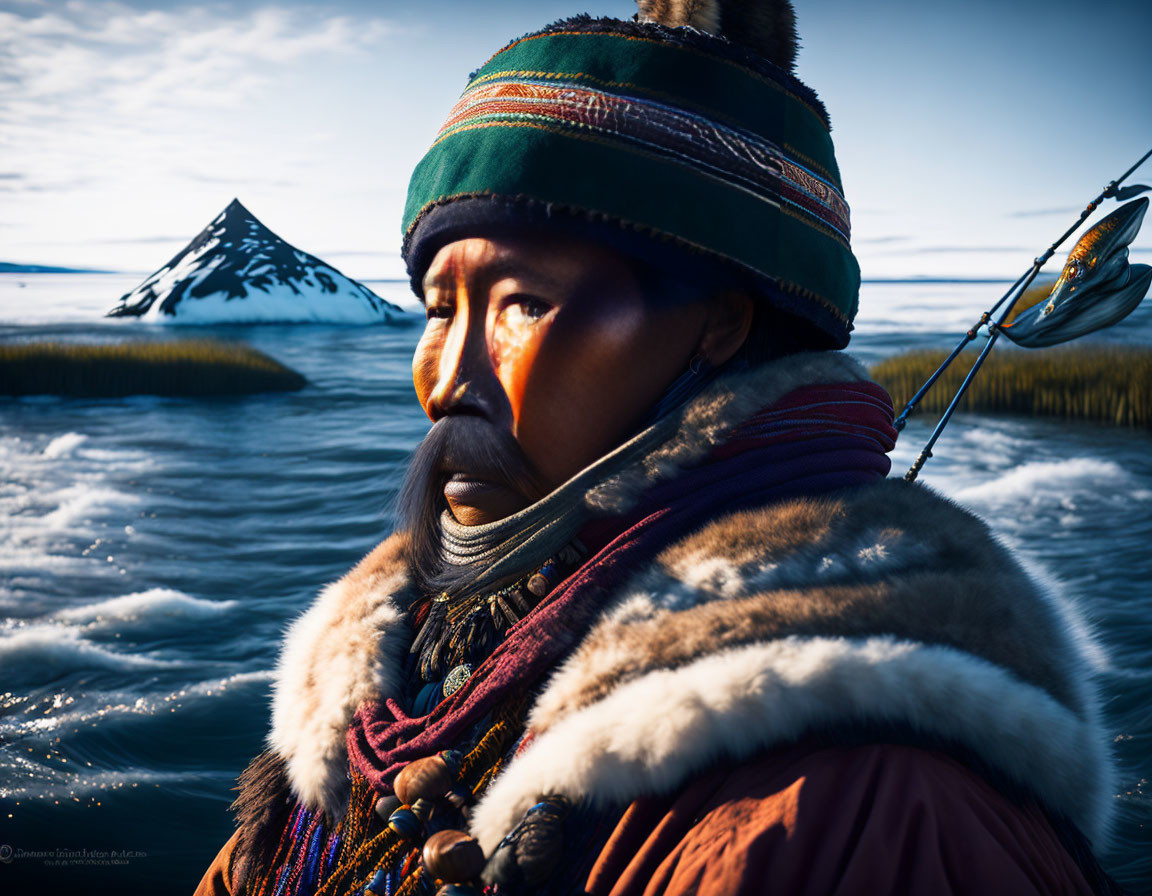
393 755 453 805
374 794 401 821
422 829 485 884
526 573 550 597
386 805 421 839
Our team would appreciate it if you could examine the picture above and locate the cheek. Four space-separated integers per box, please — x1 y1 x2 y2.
511 300 654 476
412 327 442 418
536 300 651 395
491 320 546 420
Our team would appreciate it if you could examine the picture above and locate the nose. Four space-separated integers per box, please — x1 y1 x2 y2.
424 313 505 423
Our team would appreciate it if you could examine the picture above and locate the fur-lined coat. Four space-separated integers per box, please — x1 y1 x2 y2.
197 355 1113 895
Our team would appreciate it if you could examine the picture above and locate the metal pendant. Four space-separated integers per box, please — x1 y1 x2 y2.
442 663 473 699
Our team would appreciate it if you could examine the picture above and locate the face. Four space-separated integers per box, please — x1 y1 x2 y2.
413 233 711 525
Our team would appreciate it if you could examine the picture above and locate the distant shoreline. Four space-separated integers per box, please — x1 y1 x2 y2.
1 269 1032 285
0 262 117 274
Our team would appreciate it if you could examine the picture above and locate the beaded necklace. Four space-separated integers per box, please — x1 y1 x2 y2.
246 696 531 896
406 541 585 687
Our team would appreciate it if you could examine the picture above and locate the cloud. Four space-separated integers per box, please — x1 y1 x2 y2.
174 170 296 189
0 2 396 198
902 246 1034 254
94 235 190 245
0 3 393 117
1009 207 1083 218
0 174 96 192
854 235 909 245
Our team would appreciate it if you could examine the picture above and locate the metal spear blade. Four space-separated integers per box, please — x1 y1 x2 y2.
1000 198 1151 348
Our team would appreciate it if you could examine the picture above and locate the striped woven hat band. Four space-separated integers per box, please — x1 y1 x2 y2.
402 17 859 349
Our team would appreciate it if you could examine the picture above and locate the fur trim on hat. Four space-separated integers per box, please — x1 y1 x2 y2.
636 0 798 70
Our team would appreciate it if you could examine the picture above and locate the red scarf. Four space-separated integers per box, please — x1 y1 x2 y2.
347 381 896 790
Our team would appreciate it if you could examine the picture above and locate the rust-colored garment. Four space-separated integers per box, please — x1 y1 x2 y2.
586 744 1093 896
196 744 1094 895
195 827 240 896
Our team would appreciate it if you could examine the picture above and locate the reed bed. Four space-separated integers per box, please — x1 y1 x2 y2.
872 345 1152 428
0 340 307 397
1002 276 1057 325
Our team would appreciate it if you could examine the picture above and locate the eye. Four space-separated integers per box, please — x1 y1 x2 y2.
518 297 551 321
502 295 553 323
425 303 453 321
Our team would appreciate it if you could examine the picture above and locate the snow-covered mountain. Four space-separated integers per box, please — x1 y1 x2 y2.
107 200 406 323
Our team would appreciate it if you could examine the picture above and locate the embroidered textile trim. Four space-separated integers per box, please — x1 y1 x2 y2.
434 78 851 246
402 24 860 349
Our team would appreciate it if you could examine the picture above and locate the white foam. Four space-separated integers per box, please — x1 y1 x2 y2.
0 766 227 801
41 482 140 529
952 458 1132 506
0 624 182 679
72 447 154 473
42 432 87 458
55 589 237 625
957 425 1029 456
0 669 273 736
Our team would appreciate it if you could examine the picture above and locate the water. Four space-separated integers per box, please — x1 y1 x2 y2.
1 274 1149 892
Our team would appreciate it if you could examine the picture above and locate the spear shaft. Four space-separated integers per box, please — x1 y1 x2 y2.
901 146 1152 482
893 146 1152 436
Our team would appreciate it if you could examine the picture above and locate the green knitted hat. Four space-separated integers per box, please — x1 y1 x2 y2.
402 1 859 349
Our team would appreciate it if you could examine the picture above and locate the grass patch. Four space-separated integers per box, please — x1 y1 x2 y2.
872 345 1152 428
1002 275 1057 325
0 340 307 397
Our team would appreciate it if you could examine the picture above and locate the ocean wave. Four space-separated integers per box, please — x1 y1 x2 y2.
951 458 1137 506
0 670 272 737
0 766 231 801
54 589 237 626
41 482 141 530
956 424 1031 456
42 432 88 458
0 624 182 685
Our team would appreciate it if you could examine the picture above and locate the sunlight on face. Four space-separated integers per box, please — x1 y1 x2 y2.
413 234 709 524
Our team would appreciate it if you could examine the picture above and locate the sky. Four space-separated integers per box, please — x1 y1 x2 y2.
1 0 1150 280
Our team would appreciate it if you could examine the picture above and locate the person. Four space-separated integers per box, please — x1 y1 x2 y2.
197 1 1119 893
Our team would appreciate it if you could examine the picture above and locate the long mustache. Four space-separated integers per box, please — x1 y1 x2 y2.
396 415 544 593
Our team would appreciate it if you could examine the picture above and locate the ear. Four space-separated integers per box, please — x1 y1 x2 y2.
697 288 755 366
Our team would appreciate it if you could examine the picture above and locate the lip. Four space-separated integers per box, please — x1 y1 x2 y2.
442 475 508 502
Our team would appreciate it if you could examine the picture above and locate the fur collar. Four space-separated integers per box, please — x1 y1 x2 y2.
263 351 1112 853
267 536 413 815
469 480 1113 851
265 351 869 814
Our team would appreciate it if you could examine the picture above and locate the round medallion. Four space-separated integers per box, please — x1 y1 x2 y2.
442 663 473 699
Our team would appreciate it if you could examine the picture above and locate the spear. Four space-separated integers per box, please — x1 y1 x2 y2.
896 147 1152 482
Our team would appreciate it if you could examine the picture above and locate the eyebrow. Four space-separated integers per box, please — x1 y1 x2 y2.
422 256 566 296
